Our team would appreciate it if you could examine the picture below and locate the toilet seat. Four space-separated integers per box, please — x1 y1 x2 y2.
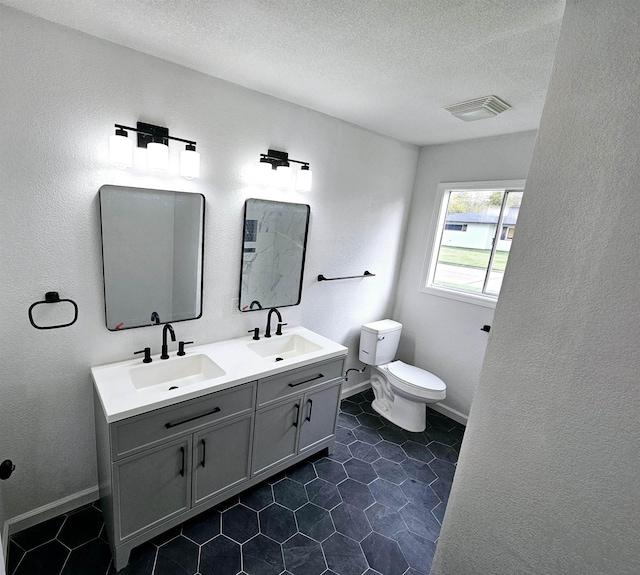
385 361 446 400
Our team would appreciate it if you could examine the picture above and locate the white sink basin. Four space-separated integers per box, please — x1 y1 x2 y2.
92 326 348 422
129 354 226 391
247 334 322 361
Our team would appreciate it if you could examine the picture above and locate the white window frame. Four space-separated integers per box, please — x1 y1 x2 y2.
419 179 526 308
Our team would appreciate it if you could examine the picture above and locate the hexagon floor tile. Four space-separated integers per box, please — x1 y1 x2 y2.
7 390 464 575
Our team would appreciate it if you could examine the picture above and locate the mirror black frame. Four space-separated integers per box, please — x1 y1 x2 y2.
239 198 310 312
99 185 205 331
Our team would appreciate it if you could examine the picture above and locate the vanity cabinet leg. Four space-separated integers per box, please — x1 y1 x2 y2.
114 546 132 572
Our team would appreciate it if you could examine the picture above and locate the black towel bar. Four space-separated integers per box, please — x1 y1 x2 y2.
317 271 375 282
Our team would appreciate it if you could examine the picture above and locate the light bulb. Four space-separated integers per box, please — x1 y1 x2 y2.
180 144 200 179
295 166 312 192
108 129 133 169
147 141 169 172
274 164 292 189
254 160 273 186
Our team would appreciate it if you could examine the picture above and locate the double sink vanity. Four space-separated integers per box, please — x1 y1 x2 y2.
94 186 336 570
92 326 347 571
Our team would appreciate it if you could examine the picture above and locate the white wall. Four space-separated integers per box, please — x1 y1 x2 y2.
0 482 5 572
0 6 418 522
432 1 640 573
393 132 537 420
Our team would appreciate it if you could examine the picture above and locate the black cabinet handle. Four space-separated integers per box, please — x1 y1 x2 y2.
165 407 221 429
201 439 206 469
293 403 300 428
179 447 185 477
288 374 323 388
305 398 314 422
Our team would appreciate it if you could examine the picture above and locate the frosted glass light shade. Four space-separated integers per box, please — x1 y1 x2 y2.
254 161 273 186
108 134 133 169
147 142 169 172
295 168 313 192
274 165 292 189
180 148 200 179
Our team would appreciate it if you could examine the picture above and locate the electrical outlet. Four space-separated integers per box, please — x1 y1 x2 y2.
231 298 239 313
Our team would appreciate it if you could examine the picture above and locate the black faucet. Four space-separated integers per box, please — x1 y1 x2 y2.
161 323 176 359
249 300 263 310
265 308 282 338
151 311 160 324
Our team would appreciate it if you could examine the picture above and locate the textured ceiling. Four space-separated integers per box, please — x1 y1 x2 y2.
1 0 565 145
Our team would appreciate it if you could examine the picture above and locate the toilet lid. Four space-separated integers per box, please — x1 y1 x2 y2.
387 361 446 392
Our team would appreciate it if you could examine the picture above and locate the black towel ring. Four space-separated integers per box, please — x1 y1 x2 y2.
28 292 78 330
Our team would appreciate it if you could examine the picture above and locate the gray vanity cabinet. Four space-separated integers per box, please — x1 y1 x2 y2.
114 437 191 540
193 414 253 505
252 358 343 476
95 382 257 571
252 397 300 474
95 354 345 572
298 382 342 453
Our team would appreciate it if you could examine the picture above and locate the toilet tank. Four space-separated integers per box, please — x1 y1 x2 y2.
359 319 402 366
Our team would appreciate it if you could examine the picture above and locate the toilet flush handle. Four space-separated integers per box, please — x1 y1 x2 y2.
377 335 385 341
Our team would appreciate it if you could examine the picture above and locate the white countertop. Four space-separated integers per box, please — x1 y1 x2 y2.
91 326 348 423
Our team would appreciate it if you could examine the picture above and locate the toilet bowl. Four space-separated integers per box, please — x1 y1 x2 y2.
360 320 446 432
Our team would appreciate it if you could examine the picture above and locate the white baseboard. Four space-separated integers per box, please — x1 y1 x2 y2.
4 485 98 546
430 403 468 426
341 379 371 399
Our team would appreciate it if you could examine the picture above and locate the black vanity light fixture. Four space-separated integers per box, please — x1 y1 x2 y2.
254 149 312 192
109 122 200 179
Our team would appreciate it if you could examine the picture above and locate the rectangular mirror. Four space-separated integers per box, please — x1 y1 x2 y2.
99 185 205 330
240 198 310 311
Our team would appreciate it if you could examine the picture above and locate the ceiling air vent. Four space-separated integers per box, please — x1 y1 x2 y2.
444 95 511 122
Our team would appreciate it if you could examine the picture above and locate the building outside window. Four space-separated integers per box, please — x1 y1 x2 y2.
501 225 515 240
421 180 525 307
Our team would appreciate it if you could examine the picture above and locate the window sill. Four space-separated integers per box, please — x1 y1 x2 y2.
419 285 498 309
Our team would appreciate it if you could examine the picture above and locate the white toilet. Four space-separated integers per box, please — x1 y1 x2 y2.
359 319 446 432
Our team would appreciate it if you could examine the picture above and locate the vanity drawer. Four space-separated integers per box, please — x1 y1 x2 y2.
112 382 256 459
257 358 344 407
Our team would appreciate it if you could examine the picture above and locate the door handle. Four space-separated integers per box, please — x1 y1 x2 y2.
0 459 15 480
288 374 323 388
201 439 206 469
165 407 221 429
293 403 300 428
305 398 314 422
179 447 185 477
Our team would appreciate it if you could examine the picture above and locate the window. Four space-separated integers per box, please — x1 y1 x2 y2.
500 226 515 240
422 180 525 306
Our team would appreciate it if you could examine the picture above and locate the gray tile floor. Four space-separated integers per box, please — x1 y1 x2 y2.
8 389 464 575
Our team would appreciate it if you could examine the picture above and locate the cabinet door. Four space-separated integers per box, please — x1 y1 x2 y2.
193 414 253 506
252 397 301 476
299 381 342 454
114 437 190 541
